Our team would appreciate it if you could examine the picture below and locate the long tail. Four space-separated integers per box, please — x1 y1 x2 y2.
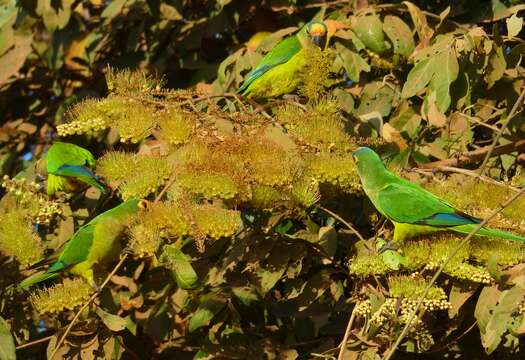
18 272 59 290
451 224 525 243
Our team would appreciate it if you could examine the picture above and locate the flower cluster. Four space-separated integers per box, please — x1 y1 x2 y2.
29 278 92 314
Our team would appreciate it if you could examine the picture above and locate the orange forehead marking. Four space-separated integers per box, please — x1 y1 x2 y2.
310 23 326 35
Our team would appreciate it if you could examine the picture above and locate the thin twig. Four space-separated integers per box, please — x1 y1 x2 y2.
154 173 178 204
414 165 521 192
478 86 525 176
15 335 54 350
419 139 525 169
458 113 500 132
382 186 525 360
318 205 366 242
49 254 129 360
337 305 357 360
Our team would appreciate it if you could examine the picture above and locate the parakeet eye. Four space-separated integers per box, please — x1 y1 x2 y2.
138 200 150 209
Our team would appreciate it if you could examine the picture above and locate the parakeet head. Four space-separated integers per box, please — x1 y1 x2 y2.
352 147 385 175
306 21 328 48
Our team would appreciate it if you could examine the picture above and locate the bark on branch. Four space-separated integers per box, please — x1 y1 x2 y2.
419 139 525 169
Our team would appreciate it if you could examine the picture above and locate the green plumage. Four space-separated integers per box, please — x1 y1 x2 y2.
44 142 106 196
353 147 525 244
237 21 328 99
19 199 144 290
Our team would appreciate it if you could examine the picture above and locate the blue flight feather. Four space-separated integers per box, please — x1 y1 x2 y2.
414 212 481 227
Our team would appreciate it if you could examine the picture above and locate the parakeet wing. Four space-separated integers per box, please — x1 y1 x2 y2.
238 35 302 93
53 165 105 192
56 224 94 267
376 183 481 226
47 142 96 173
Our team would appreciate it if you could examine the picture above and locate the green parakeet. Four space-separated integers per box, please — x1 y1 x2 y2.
19 199 147 290
353 147 525 244
237 21 328 99
41 142 106 196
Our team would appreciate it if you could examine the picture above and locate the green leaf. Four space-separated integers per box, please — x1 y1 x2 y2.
333 88 354 113
356 81 396 117
232 286 261 306
401 57 436 99
160 245 199 290
318 226 337 258
351 15 388 54
335 43 370 82
475 284 525 354
101 0 127 19
389 100 421 139
217 48 243 85
429 49 459 112
506 14 523 38
486 45 506 88
383 15 415 56
188 298 226 332
95 308 128 332
38 0 72 32
0 316 15 360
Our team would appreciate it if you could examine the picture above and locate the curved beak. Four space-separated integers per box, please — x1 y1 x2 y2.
312 34 327 48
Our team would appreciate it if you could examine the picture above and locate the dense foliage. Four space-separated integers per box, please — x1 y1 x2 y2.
1 0 525 359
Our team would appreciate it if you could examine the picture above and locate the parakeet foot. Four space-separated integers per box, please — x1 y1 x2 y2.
378 240 397 254
92 282 102 293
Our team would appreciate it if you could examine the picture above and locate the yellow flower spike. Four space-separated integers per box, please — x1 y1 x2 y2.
250 185 284 210
129 223 163 258
242 139 297 187
388 276 450 310
191 205 242 240
470 237 525 266
114 102 155 143
157 108 195 145
177 171 238 200
348 253 391 276
105 68 165 94
29 278 92 314
0 207 44 266
290 177 321 208
354 299 372 318
306 152 361 192
298 47 333 101
98 152 170 199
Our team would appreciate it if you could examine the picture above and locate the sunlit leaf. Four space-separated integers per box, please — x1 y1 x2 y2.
96 308 128 332
335 43 370 82
0 317 15 360
401 57 435 99
383 15 415 56
506 14 523 38
351 14 388 54
188 298 227 332
429 48 459 112
160 245 199 290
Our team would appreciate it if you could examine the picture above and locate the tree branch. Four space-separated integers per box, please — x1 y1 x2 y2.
418 139 525 169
